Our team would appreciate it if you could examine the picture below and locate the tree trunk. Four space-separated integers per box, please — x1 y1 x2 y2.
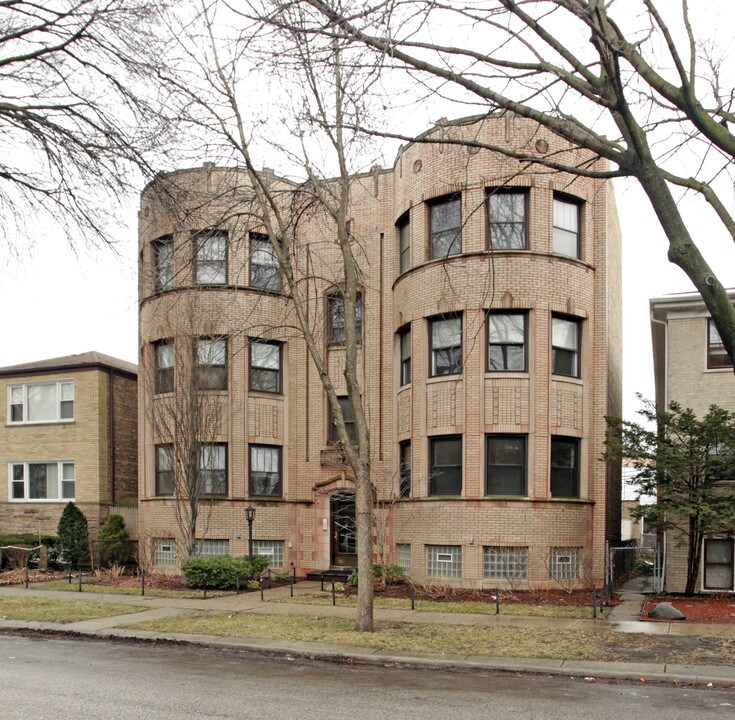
354 461 374 632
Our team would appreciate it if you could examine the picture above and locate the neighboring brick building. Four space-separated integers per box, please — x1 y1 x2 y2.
138 114 622 587
0 352 138 537
651 290 735 593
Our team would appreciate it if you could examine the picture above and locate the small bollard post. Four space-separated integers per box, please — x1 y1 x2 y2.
411 584 415 610
290 571 294 598
68 562 72 584
320 572 324 592
593 588 597 619
78 568 82 592
235 572 240 595
203 582 208 599
141 569 145 597
331 579 336 606
260 577 264 601
495 588 500 615
25 564 29 589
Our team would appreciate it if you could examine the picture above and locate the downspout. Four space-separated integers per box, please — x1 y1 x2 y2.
107 368 116 507
650 312 668 593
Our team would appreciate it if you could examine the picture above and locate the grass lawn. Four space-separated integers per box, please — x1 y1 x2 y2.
128 611 735 665
281 592 609 619
0 596 146 624
35 580 226 599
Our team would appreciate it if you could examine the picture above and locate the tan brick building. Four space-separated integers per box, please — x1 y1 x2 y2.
138 115 622 587
651 290 735 593
0 352 138 538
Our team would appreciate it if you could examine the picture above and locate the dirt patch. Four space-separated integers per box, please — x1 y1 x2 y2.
643 596 735 623
0 569 66 586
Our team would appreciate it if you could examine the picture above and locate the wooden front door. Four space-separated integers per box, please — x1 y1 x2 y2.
330 493 357 567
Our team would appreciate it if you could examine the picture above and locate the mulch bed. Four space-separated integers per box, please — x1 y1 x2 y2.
643 596 735 623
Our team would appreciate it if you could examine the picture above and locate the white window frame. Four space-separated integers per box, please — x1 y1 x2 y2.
252 540 285 568
7 380 74 424
426 544 462 578
8 461 75 502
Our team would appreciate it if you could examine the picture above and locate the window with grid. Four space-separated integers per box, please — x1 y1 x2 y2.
397 212 410 273
249 232 281 291
154 539 176 566
196 539 230 558
487 190 527 250
707 319 733 369
154 340 174 394
196 336 227 390
249 339 281 393
252 540 285 568
430 314 462 376
426 545 462 578
483 546 528 580
549 547 580 581
487 312 526 372
328 292 362 345
430 195 461 258
552 196 580 258
193 229 227 284
153 235 173 291
396 544 411 574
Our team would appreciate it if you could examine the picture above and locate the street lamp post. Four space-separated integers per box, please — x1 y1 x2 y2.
245 506 255 564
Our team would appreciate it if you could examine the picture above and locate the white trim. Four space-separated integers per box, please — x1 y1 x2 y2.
6 380 74 425
8 460 75 502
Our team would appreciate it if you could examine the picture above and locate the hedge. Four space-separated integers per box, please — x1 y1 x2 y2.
181 555 269 589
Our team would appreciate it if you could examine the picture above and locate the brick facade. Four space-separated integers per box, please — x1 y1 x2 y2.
0 354 138 538
138 115 622 587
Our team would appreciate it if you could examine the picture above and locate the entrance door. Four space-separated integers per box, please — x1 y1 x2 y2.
330 493 357 567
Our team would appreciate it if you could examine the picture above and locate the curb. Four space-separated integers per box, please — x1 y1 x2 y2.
1 622 734 689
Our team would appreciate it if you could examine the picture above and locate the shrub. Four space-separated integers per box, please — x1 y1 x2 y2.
348 564 406 588
181 555 269 589
56 502 89 569
98 514 130 566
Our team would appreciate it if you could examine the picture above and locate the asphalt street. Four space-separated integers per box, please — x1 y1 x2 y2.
1 635 733 719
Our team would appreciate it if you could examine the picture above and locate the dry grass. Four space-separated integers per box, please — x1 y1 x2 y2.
35 580 225 599
0 596 146 624
129 611 735 665
282 593 608 619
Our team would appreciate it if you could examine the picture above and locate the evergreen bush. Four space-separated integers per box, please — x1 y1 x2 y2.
56 502 89 569
98 514 130 566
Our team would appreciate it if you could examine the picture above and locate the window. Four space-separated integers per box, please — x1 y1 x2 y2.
487 190 527 250
427 545 462 578
249 445 282 497
430 195 461 258
549 547 580 581
550 437 580 498
484 546 528 581
486 435 527 496
487 312 526 371
552 316 580 377
553 197 580 258
196 539 230 558
252 540 285 568
155 444 174 496
249 232 281 292
396 544 411 574
430 314 462 376
429 436 462 496
328 292 362 345
707 319 733 369
153 235 173 291
9 461 75 501
703 538 734 590
249 340 281 393
154 340 174 394
331 396 356 444
397 212 410 273
8 381 74 424
195 337 227 390
154 539 176 566
399 441 411 498
399 325 411 386
193 229 227 284
199 443 227 495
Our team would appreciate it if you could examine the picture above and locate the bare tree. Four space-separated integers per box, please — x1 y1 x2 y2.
300 0 735 362
0 0 172 248
143 295 228 560
160 1 383 630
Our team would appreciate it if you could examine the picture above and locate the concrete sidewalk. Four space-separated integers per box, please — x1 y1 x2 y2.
1 580 734 687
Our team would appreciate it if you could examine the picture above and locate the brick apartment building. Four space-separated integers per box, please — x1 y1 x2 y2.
1 352 137 537
651 290 735 593
137 114 622 587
